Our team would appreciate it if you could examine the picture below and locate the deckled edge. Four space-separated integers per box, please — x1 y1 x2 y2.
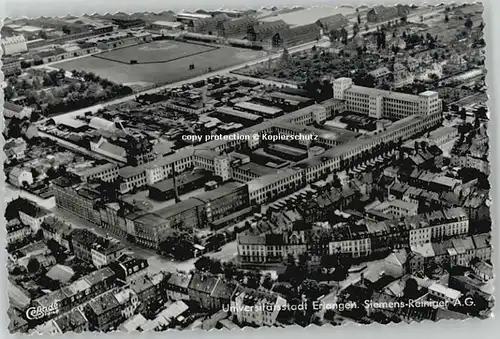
0 1 496 336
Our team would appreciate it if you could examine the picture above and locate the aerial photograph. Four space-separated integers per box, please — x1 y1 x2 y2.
1 1 492 334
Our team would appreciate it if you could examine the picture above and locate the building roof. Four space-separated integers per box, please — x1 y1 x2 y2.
156 300 189 324
88 291 120 315
369 67 392 78
41 216 73 237
167 273 191 289
150 171 206 193
260 6 355 27
83 267 115 286
118 314 147 332
4 102 27 113
428 283 462 300
99 140 126 157
234 286 279 306
130 275 154 294
59 119 87 130
188 272 219 294
234 101 283 116
77 162 118 178
193 182 245 203
472 233 490 249
247 168 300 193
216 106 263 121
54 309 88 333
46 264 75 283
410 243 435 258
211 280 237 300
153 198 204 219
89 117 117 131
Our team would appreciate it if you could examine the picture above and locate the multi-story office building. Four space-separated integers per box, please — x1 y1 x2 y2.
333 77 442 119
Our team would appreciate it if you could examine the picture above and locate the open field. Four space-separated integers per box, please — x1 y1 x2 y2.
55 43 267 89
95 40 218 64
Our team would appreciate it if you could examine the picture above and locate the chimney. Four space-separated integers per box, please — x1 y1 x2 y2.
360 273 365 285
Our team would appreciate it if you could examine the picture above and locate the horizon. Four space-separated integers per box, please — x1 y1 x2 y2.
5 0 448 19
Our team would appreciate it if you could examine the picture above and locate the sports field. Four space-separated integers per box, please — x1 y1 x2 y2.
95 40 218 64
55 41 266 90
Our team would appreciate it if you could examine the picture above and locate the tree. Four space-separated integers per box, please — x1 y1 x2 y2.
400 16 407 24
321 254 338 269
445 13 449 22
353 23 360 37
329 29 340 41
223 262 238 280
403 278 420 300
194 256 213 272
460 107 467 121
357 13 361 25
262 273 274 290
280 48 290 66
210 260 223 275
332 173 342 188
27 257 41 274
465 18 473 29
340 27 348 44
365 23 369 32
301 279 321 300
4 85 16 101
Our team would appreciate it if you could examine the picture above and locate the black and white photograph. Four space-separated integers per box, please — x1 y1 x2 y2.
1 0 493 334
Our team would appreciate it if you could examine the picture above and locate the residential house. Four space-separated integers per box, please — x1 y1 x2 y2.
18 201 54 232
53 309 90 334
368 67 393 86
84 290 124 331
33 267 117 316
472 261 493 282
384 249 408 278
40 216 74 250
130 275 158 316
3 102 33 119
231 287 287 327
188 272 236 310
450 237 476 267
166 273 192 301
71 229 125 268
408 243 435 274
4 138 27 161
109 254 149 283
9 167 33 187
7 219 32 244
471 233 492 262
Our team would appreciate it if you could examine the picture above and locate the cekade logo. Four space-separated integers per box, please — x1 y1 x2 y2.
26 301 60 320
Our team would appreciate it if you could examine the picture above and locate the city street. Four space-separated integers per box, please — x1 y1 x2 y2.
5 181 238 276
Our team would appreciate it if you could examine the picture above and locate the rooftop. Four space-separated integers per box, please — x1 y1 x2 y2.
260 6 355 27
428 283 462 300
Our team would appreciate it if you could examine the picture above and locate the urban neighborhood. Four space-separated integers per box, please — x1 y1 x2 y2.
2 2 492 334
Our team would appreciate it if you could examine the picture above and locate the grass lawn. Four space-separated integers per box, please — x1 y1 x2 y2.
95 40 217 64
55 42 266 90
